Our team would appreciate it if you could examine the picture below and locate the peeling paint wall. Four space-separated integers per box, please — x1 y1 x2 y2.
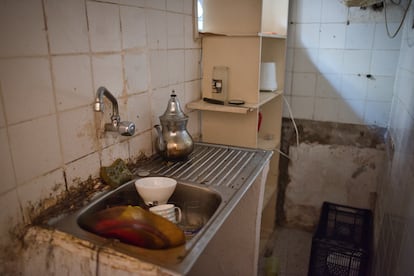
278 119 386 230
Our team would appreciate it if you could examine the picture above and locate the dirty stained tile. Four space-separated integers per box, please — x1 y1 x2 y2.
17 169 66 224
0 189 22 248
65 153 100 189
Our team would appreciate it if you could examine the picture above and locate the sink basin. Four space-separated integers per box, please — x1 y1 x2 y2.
77 179 222 240
50 142 273 274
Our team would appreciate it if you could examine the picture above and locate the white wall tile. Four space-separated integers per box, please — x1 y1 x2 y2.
291 73 317 96
46 0 89 54
119 0 145 7
120 6 147 50
184 15 200 49
286 48 294 72
294 23 320 48
184 80 202 112
9 115 61 184
185 49 201 82
293 48 318 73
65 153 100 188
87 2 121 52
167 13 185 49
395 69 414 117
338 99 364 124
145 0 166 10
319 23 346 49
291 96 315 119
186 109 200 138
147 9 167 49
343 50 371 74
316 74 342 98
59 107 97 163
126 92 151 134
167 0 183 12
101 141 130 166
0 129 16 194
321 0 348 23
168 50 185 85
287 23 296 48
345 23 375 49
371 50 400 76
92 54 124 97
374 23 403 50
340 74 368 100
0 58 55 124
367 76 394 101
129 131 153 159
150 50 168 88
314 98 338 121
0 96 5 128
151 87 170 125
183 0 193 15
124 52 148 94
295 0 322 23
317 49 344 74
365 101 391 126
53 55 93 111
284 72 293 95
0 0 47 56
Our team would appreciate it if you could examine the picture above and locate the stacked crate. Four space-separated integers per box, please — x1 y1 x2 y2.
308 202 372 276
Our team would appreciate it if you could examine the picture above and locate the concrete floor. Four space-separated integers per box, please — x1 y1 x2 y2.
259 227 313 276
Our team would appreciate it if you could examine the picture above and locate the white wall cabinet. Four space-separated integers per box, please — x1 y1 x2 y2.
187 0 289 256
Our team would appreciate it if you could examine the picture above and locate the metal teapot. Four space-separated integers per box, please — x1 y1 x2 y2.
154 91 194 160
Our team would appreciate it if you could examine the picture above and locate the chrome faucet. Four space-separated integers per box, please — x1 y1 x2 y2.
94 86 136 136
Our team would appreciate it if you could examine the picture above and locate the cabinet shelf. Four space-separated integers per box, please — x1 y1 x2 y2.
258 32 287 39
187 90 283 114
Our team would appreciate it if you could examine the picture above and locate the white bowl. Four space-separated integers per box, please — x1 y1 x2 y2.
134 177 177 205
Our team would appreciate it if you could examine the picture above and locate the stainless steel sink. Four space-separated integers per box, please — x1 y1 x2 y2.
77 180 222 240
51 142 272 275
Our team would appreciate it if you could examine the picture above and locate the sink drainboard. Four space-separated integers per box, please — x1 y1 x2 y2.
136 143 271 191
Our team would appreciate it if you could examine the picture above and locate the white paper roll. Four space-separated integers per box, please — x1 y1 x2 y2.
260 62 278 91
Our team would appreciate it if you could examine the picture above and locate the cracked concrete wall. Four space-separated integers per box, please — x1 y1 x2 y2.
278 119 386 230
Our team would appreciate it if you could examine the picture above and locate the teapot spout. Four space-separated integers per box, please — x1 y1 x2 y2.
154 125 166 153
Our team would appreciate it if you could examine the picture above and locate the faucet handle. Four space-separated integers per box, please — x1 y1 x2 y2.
118 121 136 136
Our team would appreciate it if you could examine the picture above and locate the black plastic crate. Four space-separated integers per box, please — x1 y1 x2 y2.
308 202 372 276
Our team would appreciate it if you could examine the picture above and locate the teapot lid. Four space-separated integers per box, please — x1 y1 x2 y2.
159 90 188 122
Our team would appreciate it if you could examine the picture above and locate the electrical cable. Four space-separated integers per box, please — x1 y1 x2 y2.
384 0 413 38
283 95 300 147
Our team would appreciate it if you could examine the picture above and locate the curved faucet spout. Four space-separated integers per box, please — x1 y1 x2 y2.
94 87 119 121
93 86 135 136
